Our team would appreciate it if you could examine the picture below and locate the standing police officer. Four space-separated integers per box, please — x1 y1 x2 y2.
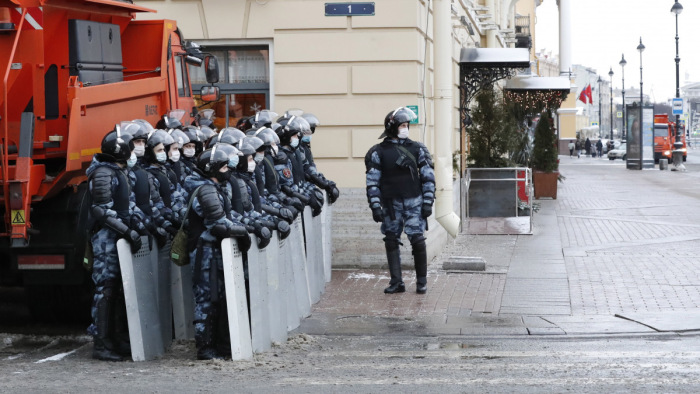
86 126 145 361
365 107 435 294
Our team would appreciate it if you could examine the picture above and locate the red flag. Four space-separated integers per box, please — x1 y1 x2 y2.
585 84 593 104
578 84 589 104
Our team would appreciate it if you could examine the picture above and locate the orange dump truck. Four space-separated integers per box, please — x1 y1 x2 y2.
0 0 217 319
653 114 687 163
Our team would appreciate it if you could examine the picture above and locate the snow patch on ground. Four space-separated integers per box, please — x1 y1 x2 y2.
347 273 389 280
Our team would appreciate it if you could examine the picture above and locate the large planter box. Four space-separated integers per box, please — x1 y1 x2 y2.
533 171 558 199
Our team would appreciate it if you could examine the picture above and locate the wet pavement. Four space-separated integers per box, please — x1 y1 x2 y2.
298 154 700 337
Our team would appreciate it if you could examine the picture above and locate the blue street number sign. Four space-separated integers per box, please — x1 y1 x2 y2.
672 98 683 115
325 2 375 16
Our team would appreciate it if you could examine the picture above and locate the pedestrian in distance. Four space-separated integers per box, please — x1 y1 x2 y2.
85 125 147 361
585 138 591 156
365 107 435 295
568 141 575 158
596 139 603 159
575 139 581 158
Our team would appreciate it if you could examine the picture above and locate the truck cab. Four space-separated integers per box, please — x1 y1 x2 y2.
0 0 218 320
653 114 687 163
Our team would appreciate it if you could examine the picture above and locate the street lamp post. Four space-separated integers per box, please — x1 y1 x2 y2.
638 37 645 170
671 0 685 170
598 76 602 141
608 68 614 141
620 54 627 141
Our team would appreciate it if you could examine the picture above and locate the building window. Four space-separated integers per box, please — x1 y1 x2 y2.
190 46 270 129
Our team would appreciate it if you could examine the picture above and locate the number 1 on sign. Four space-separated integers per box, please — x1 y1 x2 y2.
348 5 351 13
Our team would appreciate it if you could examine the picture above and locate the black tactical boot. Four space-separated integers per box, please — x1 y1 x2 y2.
196 310 223 360
216 300 232 359
412 236 428 294
92 286 124 362
112 285 131 358
384 234 405 294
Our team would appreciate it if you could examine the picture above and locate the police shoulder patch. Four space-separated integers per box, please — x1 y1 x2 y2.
282 168 292 178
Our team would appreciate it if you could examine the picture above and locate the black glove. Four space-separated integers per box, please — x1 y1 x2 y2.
421 203 433 219
164 224 179 236
327 183 340 204
286 205 299 220
237 233 252 253
125 230 142 254
154 228 168 249
255 225 272 249
312 188 325 206
309 193 322 217
286 197 304 212
278 207 294 223
372 207 383 223
277 220 291 240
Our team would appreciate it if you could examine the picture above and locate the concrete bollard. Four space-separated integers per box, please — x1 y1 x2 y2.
659 159 668 170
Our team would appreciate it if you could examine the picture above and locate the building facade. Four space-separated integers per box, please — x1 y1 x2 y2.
134 0 543 266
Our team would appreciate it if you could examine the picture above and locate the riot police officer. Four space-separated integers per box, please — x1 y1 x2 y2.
183 145 251 360
86 126 145 361
365 107 435 294
298 112 340 204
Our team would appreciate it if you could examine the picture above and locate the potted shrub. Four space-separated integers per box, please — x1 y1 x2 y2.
465 87 522 217
531 110 559 199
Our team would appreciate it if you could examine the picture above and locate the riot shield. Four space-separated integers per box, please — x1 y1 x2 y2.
171 262 195 340
154 239 173 349
280 232 300 331
321 191 332 283
248 241 271 353
312 205 324 297
220 238 253 360
290 215 311 318
267 231 287 343
117 237 164 361
302 206 320 304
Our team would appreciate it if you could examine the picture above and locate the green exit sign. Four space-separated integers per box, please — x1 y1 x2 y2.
406 105 419 124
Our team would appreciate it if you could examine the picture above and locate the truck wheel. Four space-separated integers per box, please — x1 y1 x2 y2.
25 280 92 324
683 155 687 162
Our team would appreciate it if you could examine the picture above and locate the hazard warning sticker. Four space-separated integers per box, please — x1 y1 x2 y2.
11 210 25 224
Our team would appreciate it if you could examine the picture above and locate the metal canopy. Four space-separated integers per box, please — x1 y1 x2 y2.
504 76 571 92
459 48 532 132
459 48 530 67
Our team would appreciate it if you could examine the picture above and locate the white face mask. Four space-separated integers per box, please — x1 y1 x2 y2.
127 152 137 168
169 150 180 162
290 137 299 148
183 147 196 158
271 144 279 155
155 151 167 163
302 135 312 143
132 144 145 157
397 127 409 139
254 152 265 163
247 160 256 173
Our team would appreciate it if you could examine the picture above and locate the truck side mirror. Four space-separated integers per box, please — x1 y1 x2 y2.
200 86 220 102
204 55 219 84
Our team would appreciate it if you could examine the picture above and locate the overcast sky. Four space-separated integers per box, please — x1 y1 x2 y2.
535 0 698 103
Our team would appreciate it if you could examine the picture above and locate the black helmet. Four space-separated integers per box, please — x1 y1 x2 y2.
301 113 320 133
182 126 204 154
193 109 215 128
249 127 278 147
209 127 246 148
380 107 417 139
156 109 186 130
276 115 304 146
145 129 174 164
126 119 153 141
167 129 190 148
199 125 216 140
251 110 279 129
236 116 255 132
239 136 264 156
101 124 134 163
197 144 230 181
297 116 312 136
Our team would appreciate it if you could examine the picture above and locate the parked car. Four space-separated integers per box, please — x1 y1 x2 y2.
608 143 627 160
